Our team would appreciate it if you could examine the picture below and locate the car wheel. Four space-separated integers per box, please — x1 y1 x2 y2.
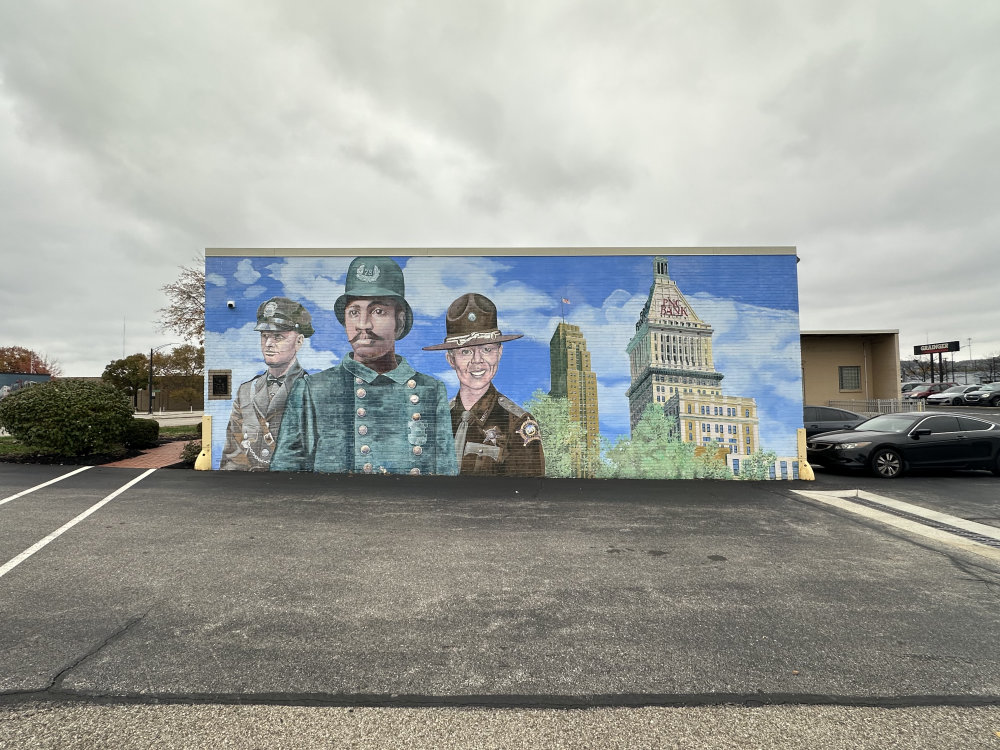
953 397 964 405
993 455 1000 477
991 396 1000 407
870 448 905 479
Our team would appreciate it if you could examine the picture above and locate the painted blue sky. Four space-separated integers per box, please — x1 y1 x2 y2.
205 253 802 455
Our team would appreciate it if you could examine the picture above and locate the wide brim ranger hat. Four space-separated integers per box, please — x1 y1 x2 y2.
334 256 414 339
422 292 523 351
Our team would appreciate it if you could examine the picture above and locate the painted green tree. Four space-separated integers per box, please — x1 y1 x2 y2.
736 448 779 480
603 404 732 479
522 390 604 478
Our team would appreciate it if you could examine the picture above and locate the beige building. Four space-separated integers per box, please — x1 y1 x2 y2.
549 321 600 476
626 257 759 457
800 330 901 406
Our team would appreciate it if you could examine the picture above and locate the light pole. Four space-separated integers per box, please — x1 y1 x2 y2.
968 338 973 384
148 343 180 414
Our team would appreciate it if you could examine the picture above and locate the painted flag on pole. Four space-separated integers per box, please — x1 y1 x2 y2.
561 298 570 304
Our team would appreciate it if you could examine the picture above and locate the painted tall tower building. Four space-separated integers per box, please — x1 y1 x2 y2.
625 257 759 456
550 321 600 476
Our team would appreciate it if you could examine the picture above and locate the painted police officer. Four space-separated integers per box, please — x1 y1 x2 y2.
220 297 314 471
270 256 458 475
424 293 544 477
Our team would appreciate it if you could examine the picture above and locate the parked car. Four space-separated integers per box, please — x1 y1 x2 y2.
902 382 958 400
806 412 1000 478
925 384 982 407
900 381 929 394
803 405 866 438
964 383 1000 407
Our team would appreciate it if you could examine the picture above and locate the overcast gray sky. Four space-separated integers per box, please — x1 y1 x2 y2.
1 0 997 377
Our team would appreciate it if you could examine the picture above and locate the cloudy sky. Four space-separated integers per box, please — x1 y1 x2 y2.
2 1 998 378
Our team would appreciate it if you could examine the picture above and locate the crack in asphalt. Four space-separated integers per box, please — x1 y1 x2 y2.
36 611 152 695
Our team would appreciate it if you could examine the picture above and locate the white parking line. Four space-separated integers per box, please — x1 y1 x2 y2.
793 489 1000 562
0 468 157 580
0 466 93 507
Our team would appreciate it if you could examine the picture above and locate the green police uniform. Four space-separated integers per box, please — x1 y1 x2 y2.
270 355 458 475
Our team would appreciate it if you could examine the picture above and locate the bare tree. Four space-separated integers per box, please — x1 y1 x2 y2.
158 258 205 345
0 346 63 376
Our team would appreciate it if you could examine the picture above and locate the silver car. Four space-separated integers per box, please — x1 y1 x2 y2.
925 384 982 406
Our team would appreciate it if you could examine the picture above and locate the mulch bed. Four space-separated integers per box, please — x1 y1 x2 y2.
0 435 199 466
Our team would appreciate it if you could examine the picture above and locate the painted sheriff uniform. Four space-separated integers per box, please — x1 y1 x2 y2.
270 355 458 475
451 384 544 477
220 360 307 471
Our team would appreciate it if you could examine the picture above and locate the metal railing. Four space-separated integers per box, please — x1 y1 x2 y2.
827 399 925 417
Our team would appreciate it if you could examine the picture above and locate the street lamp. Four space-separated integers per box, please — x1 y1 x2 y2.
968 338 973 384
148 343 180 414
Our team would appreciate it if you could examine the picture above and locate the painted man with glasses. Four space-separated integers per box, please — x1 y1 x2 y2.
424 293 544 476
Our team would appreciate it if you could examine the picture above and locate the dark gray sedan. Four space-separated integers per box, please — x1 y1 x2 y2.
806 412 1000 478
803 405 865 438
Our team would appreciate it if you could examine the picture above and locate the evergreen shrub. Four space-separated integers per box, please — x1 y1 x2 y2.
124 417 160 449
0 380 133 456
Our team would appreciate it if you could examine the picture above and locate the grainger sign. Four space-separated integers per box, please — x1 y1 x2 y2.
914 341 960 355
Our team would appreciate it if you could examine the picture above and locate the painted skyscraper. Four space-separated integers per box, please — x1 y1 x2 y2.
625 257 759 457
549 321 600 477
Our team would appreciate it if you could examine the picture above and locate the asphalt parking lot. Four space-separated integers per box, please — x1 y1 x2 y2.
1 465 998 747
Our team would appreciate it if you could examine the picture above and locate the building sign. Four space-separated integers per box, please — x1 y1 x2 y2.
914 341 960 355
204 248 803 479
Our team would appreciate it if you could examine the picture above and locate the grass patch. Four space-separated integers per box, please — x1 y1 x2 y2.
0 436 34 458
159 424 201 439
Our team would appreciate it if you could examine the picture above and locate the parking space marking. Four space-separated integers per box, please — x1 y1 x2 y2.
793 489 1000 562
0 466 93 507
0 468 157 580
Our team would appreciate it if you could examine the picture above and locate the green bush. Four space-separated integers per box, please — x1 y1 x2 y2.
179 440 202 467
124 417 160 449
0 380 134 457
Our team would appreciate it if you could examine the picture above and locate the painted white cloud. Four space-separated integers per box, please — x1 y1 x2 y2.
234 259 261 285
242 284 266 299
265 257 353 312
206 273 226 287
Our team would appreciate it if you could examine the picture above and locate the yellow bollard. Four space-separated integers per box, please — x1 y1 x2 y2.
797 427 815 481
194 414 213 471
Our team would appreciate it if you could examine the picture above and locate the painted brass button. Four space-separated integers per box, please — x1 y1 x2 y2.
360 445 371 455
409 394 419 404
412 445 422 456
411 413 420 421
363 462 373 473
356 388 367 398
355 377 364 384
357 408 367 417
406 379 416 389
409 467 420 475
358 425 368 436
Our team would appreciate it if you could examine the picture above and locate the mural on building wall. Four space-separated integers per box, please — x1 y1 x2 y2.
205 251 804 479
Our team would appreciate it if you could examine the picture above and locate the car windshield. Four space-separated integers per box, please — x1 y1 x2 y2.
855 414 919 433
980 384 1000 392
939 386 965 394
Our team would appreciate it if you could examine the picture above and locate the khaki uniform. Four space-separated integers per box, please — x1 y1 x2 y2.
220 360 306 471
451 384 544 476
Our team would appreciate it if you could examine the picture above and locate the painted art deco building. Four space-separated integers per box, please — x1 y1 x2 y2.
550 321 600 477
625 257 760 456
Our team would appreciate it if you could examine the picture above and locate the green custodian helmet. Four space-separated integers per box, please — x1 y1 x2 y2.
334 256 414 339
